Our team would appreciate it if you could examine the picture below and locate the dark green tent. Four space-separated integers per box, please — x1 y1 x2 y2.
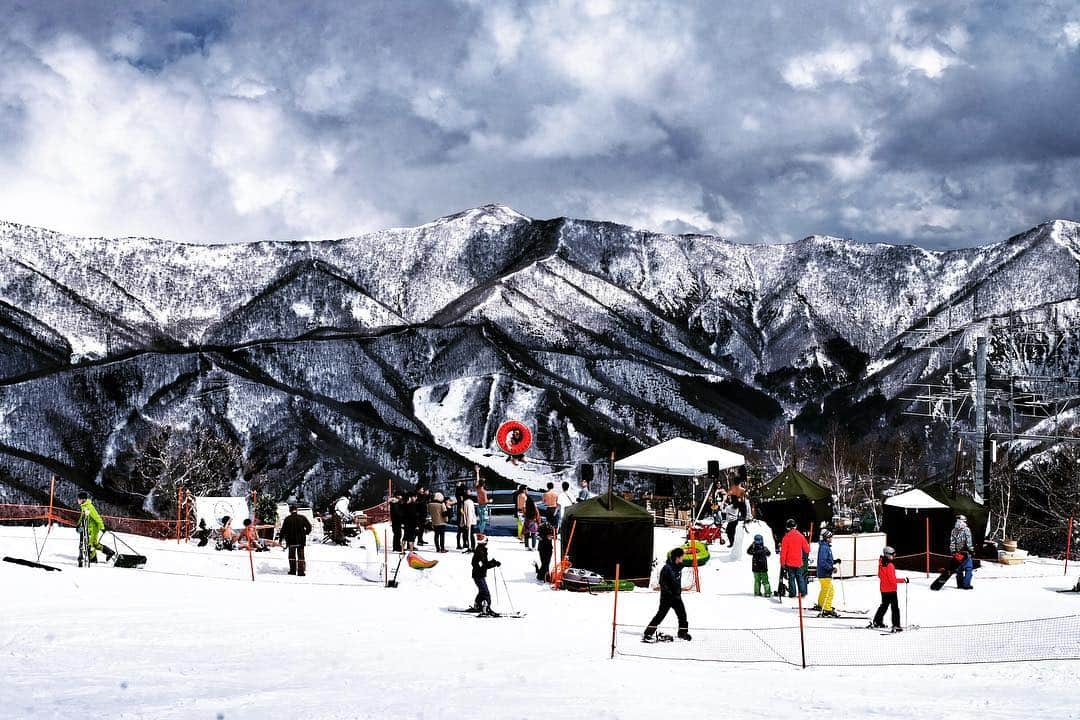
560 496 654 586
882 483 988 569
755 468 834 542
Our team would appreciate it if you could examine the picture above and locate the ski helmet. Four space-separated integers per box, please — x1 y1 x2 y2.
821 529 833 540
753 534 764 543
785 518 797 529
882 546 895 556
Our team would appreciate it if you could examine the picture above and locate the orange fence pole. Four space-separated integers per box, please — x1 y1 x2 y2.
248 490 257 582
689 524 701 592
610 563 621 659
1066 516 1073 577
176 486 183 544
925 517 930 578
797 591 807 669
47 475 56 528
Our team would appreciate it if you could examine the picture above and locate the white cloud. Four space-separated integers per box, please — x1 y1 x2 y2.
1063 21 1080 49
782 44 872 89
889 43 957 78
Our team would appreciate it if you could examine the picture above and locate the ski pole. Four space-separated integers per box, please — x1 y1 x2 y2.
499 568 516 613
904 578 910 628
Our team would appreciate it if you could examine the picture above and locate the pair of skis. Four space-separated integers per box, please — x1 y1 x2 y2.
445 607 527 619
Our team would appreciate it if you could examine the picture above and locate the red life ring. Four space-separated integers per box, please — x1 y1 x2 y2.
496 421 532 456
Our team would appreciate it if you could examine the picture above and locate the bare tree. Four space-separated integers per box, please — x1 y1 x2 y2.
128 426 243 516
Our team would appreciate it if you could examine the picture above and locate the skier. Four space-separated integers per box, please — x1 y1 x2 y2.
643 548 691 642
76 491 113 564
815 530 841 617
469 534 502 616
278 503 312 576
746 534 772 597
536 522 554 581
780 519 810 598
949 515 974 590
870 546 909 631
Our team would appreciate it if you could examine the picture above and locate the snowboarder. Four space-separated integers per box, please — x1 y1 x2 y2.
815 530 841 617
536 523 554 581
76 491 113 564
747 534 772 597
643 548 691 642
469 534 501 616
870 546 909 631
780 519 810 598
949 515 974 590
278 503 312 576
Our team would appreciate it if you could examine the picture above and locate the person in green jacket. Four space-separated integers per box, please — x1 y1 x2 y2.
77 491 113 563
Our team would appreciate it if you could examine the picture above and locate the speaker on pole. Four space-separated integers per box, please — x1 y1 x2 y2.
707 460 720 479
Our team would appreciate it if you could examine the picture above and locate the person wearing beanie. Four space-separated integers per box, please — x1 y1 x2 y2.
469 534 501 616
870 546 909 631
746 534 772 597
949 515 975 590
428 492 449 553
815 530 841 617
780 519 810 598
76 491 113 565
278 503 312 576
643 548 691 642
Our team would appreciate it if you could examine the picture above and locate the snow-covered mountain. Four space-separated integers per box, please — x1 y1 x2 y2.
1 206 1078 513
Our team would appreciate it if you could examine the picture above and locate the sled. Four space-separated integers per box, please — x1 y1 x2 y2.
407 551 438 570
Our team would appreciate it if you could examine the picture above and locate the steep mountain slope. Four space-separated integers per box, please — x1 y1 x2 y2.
0 208 1077 514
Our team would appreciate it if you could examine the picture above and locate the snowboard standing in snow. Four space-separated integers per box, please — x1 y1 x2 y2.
930 567 952 591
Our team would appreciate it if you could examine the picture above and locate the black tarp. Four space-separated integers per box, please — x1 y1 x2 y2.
560 496 654 586
884 484 988 570
755 468 834 543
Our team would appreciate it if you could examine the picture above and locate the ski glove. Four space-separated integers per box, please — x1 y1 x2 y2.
493 560 501 567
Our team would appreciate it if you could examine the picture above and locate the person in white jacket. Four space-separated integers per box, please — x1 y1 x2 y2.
555 481 575 529
461 494 478 552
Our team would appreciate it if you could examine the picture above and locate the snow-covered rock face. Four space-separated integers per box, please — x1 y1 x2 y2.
0 207 1077 513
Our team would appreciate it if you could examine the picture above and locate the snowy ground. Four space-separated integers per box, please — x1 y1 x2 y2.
1 522 1078 720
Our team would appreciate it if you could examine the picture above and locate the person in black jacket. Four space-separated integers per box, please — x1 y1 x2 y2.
414 487 430 546
747 533 772 596
644 548 691 641
389 491 404 552
277 504 313 576
536 522 554 581
470 534 501 616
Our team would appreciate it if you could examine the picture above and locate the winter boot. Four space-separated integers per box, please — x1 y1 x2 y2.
101 545 115 560
890 626 904 633
820 610 840 618
677 630 692 641
867 622 886 629
810 604 822 612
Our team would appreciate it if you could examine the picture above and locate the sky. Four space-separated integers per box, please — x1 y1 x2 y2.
0 1 1078 249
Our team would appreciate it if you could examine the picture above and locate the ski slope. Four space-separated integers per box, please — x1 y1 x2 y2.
1 524 1077 720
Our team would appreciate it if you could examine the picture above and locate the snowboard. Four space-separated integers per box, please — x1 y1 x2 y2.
929 567 951 591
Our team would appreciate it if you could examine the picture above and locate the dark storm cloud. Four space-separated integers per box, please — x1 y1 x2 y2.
0 0 1077 248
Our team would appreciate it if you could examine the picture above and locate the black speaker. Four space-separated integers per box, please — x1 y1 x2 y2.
707 460 720 479
738 466 748 484
579 463 594 483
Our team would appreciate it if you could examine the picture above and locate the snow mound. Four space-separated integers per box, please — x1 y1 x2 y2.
724 520 776 562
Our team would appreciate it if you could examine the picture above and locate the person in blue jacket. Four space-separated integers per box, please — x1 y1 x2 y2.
643 548 691 642
815 530 841 617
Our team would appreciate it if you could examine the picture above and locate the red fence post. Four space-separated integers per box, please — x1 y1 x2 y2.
176 486 183 544
248 490 258 582
610 563 621 659
925 517 930 579
797 591 807 669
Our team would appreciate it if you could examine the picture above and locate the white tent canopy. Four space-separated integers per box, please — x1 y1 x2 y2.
614 437 745 477
883 488 949 510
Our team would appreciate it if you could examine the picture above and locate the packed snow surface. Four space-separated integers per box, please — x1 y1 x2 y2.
1 525 1078 719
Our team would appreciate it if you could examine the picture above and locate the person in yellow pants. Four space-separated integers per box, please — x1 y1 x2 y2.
815 530 840 617
77 491 114 564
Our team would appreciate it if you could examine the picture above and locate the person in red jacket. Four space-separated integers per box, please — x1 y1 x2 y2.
779 519 810 598
870 546 909 631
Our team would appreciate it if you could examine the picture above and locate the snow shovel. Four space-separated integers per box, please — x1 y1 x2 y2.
386 552 406 588
106 531 147 568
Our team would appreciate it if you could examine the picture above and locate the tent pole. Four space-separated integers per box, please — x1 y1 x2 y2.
1066 516 1073 577
925 517 930 578
607 449 615 510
